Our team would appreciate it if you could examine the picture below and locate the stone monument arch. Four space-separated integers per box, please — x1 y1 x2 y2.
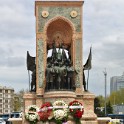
45 17 74 57
23 1 98 123
44 16 75 68
43 16 79 92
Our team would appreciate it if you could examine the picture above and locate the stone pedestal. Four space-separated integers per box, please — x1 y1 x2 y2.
44 91 76 103
81 91 97 124
23 93 37 113
23 91 97 124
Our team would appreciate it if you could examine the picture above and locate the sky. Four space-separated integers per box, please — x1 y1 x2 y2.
0 0 124 96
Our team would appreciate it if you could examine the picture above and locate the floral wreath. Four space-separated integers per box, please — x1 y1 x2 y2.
38 102 53 122
25 105 39 124
69 100 84 124
52 100 68 123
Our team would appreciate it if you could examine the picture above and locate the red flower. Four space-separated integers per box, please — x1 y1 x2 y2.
74 110 83 118
69 100 84 119
38 102 52 121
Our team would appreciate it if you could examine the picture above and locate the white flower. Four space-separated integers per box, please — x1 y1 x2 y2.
25 113 29 119
25 105 39 123
53 100 68 120
28 113 38 121
28 105 39 112
54 110 65 120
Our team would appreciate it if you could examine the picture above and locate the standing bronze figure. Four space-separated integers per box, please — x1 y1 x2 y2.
45 42 76 91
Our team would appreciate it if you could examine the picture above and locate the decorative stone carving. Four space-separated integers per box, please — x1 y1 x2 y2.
41 11 49 18
38 7 81 32
70 10 78 18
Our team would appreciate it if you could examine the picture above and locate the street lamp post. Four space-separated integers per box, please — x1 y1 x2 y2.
103 69 107 116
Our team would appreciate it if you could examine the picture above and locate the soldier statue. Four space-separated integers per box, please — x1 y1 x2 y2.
45 42 76 91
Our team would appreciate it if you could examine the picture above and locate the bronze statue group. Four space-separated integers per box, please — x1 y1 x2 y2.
45 43 76 91
27 42 90 92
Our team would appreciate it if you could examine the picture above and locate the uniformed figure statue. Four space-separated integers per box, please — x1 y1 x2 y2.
45 42 76 91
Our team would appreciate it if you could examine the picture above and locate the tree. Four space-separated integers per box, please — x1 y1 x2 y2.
94 96 105 117
13 95 21 112
97 95 105 107
109 88 124 105
13 89 28 112
94 97 100 113
106 101 113 114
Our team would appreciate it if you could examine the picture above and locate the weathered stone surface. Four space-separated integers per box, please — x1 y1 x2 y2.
37 39 45 88
38 7 81 32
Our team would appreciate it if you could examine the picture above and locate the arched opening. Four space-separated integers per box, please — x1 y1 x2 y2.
46 18 73 49
45 17 76 92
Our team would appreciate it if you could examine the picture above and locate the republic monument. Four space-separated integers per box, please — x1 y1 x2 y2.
23 1 97 123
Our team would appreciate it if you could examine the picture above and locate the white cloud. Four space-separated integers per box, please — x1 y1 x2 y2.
83 0 124 95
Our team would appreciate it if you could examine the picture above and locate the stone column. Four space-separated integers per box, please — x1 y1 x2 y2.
82 91 97 123
23 93 36 124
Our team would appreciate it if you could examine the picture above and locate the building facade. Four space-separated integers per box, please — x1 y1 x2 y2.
110 72 124 94
113 104 124 114
0 86 14 114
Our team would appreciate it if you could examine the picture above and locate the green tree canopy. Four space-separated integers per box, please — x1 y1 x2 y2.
94 96 105 117
106 101 113 114
109 88 124 105
13 89 28 112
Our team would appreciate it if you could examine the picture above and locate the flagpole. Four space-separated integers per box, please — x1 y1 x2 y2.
83 46 92 91
87 70 89 91
28 70 30 91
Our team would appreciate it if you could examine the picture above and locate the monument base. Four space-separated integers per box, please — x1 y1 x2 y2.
23 91 97 124
23 92 37 113
44 91 76 103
